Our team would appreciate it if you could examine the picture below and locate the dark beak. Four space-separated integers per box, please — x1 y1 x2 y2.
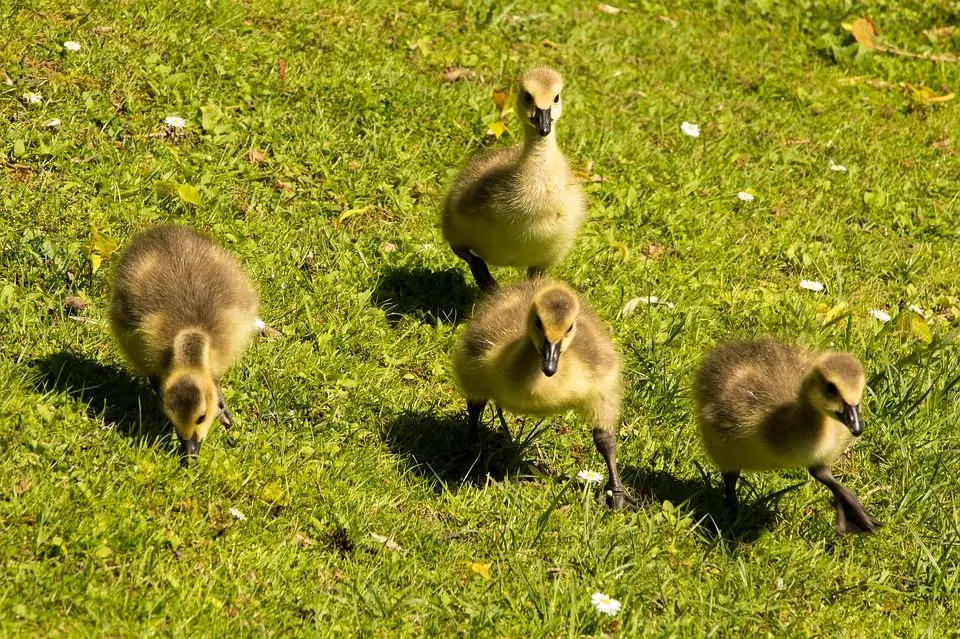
178 433 201 466
836 403 862 437
541 340 561 377
531 107 552 137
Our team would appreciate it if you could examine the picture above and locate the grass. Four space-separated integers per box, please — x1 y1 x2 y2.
3 0 960 635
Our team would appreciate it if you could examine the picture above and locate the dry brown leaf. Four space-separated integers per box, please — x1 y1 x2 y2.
247 148 267 165
846 17 878 49
293 531 316 547
278 58 287 82
13 478 31 496
924 26 956 41
275 180 294 193
370 532 402 551
492 88 510 115
597 3 620 14
63 296 89 314
442 67 470 83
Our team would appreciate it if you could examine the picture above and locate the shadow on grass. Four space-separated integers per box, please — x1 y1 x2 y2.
382 407 544 493
30 351 170 448
622 466 789 544
372 265 476 326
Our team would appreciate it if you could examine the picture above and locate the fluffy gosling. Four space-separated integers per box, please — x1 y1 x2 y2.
442 67 586 290
693 339 881 534
453 279 633 509
109 225 258 463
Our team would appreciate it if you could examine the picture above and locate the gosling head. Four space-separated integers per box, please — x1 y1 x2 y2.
527 286 580 377
517 67 564 138
160 371 219 465
803 353 866 436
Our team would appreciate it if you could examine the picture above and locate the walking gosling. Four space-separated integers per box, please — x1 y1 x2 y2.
442 67 586 290
693 339 881 534
109 225 258 463
453 279 633 509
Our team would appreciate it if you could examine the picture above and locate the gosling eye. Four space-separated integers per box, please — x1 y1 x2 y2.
566 324 573 334
523 91 533 104
534 316 543 331
824 382 838 398
554 94 560 103
195 413 206 425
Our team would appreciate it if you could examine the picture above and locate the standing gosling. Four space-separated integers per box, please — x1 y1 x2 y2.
109 225 258 463
693 339 881 534
442 67 586 290
453 279 633 509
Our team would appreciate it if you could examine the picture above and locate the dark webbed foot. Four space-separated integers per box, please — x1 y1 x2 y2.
217 386 234 429
467 399 487 450
592 428 636 511
451 246 497 291
809 465 882 535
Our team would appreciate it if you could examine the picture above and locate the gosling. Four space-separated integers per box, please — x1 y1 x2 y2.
109 225 259 463
693 339 881 534
442 67 586 290
453 279 633 509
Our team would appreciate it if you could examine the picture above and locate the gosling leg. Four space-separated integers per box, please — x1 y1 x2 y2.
149 376 162 396
217 384 234 429
592 427 636 510
451 246 497 291
467 399 487 449
808 465 881 535
722 471 740 513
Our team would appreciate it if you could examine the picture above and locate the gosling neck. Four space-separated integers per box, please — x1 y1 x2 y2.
521 125 559 161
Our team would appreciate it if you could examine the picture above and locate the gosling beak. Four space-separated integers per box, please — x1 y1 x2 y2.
531 107 552 137
541 340 561 377
178 433 201 466
836 402 862 437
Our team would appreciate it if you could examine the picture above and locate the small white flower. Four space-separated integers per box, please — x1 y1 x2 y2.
43 118 61 128
680 121 700 138
22 92 42 105
737 191 755 202
229 507 247 521
829 159 847 172
909 304 924 316
577 469 603 484
163 115 187 130
591 592 622 616
63 41 81 52
799 279 825 292
254 318 266 331
869 309 891 322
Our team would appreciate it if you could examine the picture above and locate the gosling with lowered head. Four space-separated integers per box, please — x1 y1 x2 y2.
453 279 633 509
693 339 881 534
442 67 586 290
109 225 259 463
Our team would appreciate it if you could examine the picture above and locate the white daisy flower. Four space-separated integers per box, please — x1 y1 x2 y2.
254 318 267 331
737 191 754 202
868 309 891 322
43 118 61 128
799 279 825 292
163 115 187 130
829 159 847 172
591 592 622 616
680 121 700 138
63 41 81 52
22 92 42 105
577 469 604 484
229 507 247 521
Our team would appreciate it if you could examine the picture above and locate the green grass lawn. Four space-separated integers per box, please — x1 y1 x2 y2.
3 0 960 635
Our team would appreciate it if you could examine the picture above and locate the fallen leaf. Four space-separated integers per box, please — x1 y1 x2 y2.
293 531 317 547
486 121 507 140
642 244 666 260
597 3 620 14
13 478 30 496
442 67 470 83
492 89 510 116
381 241 397 253
923 26 956 41
278 58 287 82
843 17 878 49
275 180 294 193
90 225 118 257
370 532 402 551
589 174 606 183
466 562 492 581
177 183 202 207
247 148 267 165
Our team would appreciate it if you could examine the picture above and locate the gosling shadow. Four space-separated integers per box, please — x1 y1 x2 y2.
382 408 542 493
622 466 789 544
30 351 170 447
372 266 476 326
